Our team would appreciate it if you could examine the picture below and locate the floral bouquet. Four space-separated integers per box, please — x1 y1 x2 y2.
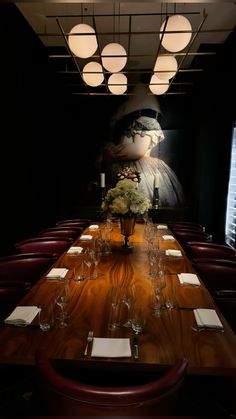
101 177 151 218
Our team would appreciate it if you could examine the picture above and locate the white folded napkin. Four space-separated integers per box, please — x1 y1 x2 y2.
194 308 224 329
4 306 40 327
91 338 131 358
162 235 175 241
67 246 83 255
80 235 93 240
157 224 168 230
178 273 200 286
165 249 182 257
46 268 68 279
88 225 99 230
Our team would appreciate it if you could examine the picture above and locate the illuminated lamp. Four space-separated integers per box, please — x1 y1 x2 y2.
160 15 192 52
68 23 98 58
154 56 178 80
82 62 104 87
108 73 127 95
101 43 127 73
149 74 169 95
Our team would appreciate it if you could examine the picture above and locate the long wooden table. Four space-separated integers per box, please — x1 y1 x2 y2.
1 220 236 376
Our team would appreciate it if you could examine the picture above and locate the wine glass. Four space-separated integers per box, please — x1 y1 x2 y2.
55 280 69 328
121 285 134 328
108 286 120 331
151 272 166 317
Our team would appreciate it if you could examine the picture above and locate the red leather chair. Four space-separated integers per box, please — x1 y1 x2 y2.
0 253 56 286
0 280 31 320
213 290 236 334
56 219 91 229
185 242 236 260
38 227 82 240
171 230 212 250
168 222 205 232
15 237 72 257
35 348 188 416
192 259 236 294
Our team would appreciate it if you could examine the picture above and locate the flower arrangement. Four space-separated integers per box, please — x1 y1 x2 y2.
101 177 151 218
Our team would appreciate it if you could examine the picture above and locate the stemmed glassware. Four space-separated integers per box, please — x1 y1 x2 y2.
55 279 70 328
108 286 120 330
151 271 166 317
121 285 134 328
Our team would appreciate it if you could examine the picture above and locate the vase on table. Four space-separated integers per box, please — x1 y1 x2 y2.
120 216 136 249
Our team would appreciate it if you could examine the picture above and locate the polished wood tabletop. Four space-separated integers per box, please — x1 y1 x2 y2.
1 220 236 376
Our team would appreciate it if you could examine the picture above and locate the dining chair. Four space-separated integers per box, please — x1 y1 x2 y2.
213 290 236 334
0 280 31 320
171 230 212 250
15 237 73 257
185 242 236 261
55 219 91 229
168 222 205 232
38 227 82 240
192 258 236 294
34 349 188 416
0 253 57 286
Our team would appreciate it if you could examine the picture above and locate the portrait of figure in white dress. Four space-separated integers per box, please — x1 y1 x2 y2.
98 85 185 207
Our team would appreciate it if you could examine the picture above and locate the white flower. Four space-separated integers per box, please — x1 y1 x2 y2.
102 178 151 217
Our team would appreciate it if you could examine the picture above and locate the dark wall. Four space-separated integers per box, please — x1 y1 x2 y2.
185 29 236 242
1 3 234 255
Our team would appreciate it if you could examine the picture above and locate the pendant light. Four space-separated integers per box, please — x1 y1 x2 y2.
160 15 192 52
101 43 127 73
108 73 127 95
149 74 169 95
68 23 98 58
154 56 178 80
82 62 104 87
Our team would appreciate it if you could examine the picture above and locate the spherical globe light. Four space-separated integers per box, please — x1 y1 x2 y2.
101 43 127 73
154 56 178 80
160 15 192 52
68 23 98 58
149 74 169 95
108 73 127 95
82 62 104 87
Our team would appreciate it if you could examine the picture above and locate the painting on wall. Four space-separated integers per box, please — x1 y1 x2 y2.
96 85 185 208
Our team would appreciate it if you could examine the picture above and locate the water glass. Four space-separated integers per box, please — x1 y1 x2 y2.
39 303 54 331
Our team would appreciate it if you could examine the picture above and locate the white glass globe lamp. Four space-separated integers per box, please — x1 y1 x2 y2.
68 23 98 58
108 73 127 95
101 43 127 73
82 62 104 87
160 15 192 52
154 56 178 80
149 74 169 95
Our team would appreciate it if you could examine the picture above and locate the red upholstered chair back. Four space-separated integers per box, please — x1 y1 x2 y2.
0 253 56 286
192 259 236 293
171 230 212 250
168 222 204 232
35 349 187 416
56 219 91 229
38 227 82 240
15 237 72 257
185 242 236 260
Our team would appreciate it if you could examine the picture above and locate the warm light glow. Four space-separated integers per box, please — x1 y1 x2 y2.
68 23 98 58
82 62 104 87
149 74 169 95
108 73 127 95
101 43 127 73
160 15 192 52
154 56 178 80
